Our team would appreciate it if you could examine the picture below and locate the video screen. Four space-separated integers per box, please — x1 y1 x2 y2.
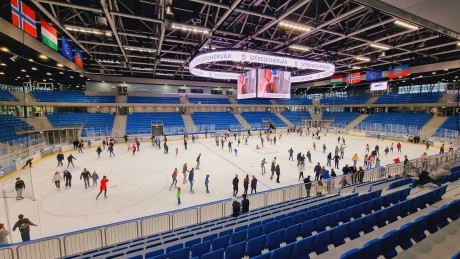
370 81 388 91
237 69 257 99
257 69 291 98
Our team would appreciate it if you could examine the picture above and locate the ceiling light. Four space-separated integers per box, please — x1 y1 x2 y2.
352 66 362 69
444 68 448 71
66 26 112 37
172 24 209 34
457 42 460 47
124 46 156 53
132 67 154 71
39 54 48 60
46 72 52 76
97 59 121 64
57 63 64 68
161 58 185 64
25 75 30 78
28 58 34 62
59 71 64 74
419 75 423 78
0 72 4 75
0 63 6 66
70 76 74 78
432 72 436 75
1 47 9 52
156 73 174 76
87 78 90 81
394 20 419 30
10 55 18 62
43 79 47 82
355 56 370 62
79 74 84 77
31 67 37 71
279 21 312 32
289 45 310 51
369 43 390 50
21 69 26 72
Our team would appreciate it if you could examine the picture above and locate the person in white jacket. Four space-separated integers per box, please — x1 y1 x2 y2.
0 223 10 245
52 171 63 190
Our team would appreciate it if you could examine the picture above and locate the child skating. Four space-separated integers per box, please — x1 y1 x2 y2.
205 175 210 193
177 187 181 205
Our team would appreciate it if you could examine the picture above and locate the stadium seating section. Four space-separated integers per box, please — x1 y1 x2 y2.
0 114 33 142
191 112 241 131
320 95 371 105
188 98 231 105
434 115 460 137
375 92 443 104
322 112 361 127
46 113 115 137
280 111 312 126
127 96 180 104
237 99 272 105
126 112 185 135
241 112 287 127
275 98 313 105
357 112 432 131
31 90 115 103
0 90 18 101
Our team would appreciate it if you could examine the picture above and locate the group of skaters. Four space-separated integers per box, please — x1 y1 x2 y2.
0 214 39 244
49 168 109 200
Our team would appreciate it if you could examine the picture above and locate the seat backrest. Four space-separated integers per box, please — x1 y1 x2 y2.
230 230 247 245
270 243 293 258
225 241 246 259
339 248 363 259
191 241 211 257
212 235 230 251
169 247 191 259
201 248 224 259
166 243 184 255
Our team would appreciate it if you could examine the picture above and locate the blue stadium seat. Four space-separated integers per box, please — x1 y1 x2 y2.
0 90 18 101
292 236 314 259
362 200 374 215
329 211 342 227
270 243 294 258
348 217 364 240
449 199 460 220
398 223 415 250
341 207 353 223
266 229 284 250
201 248 224 259
169 247 190 259
263 221 278 235
212 235 230 251
380 230 399 258
451 251 460 259
219 229 233 237
300 220 314 238
292 213 304 225
277 217 292 230
192 241 211 258
185 238 201 248
230 231 247 245
127 96 180 104
352 203 364 219
32 90 115 103
248 225 263 240
188 97 231 104
304 210 315 221
145 249 164 259
284 223 301 244
388 203 401 223
362 238 382 258
314 215 329 232
321 112 361 127
362 213 377 234
332 223 348 247
246 235 267 257
203 233 218 242
252 252 270 259
413 215 429 241
225 241 246 259
313 229 332 254
166 244 183 255
149 254 167 259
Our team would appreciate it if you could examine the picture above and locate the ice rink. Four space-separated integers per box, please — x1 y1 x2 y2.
0 131 439 243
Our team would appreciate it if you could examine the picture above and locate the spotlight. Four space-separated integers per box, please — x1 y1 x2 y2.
10 55 18 62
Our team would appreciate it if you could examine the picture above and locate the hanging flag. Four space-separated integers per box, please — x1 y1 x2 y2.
41 19 58 51
365 70 382 82
61 36 73 60
388 64 409 79
346 72 361 84
74 48 83 67
11 0 37 38
330 75 343 85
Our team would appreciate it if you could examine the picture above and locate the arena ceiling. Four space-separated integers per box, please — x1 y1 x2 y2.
1 0 460 86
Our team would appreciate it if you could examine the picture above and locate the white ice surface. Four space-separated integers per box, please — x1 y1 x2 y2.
0 132 439 242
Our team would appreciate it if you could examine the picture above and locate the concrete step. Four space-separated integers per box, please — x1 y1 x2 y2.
438 93 458 103
419 116 448 138
345 114 369 130
11 92 35 102
234 113 250 129
366 96 379 104
113 115 127 136
276 113 293 127
20 116 53 131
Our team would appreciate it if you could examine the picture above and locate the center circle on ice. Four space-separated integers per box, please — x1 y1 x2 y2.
39 168 169 217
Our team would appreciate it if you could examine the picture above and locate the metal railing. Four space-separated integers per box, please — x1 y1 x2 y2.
0 150 458 259
356 122 421 135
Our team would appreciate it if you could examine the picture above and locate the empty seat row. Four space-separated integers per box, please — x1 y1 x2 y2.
240 112 287 127
191 112 242 131
322 112 361 127
280 111 311 126
320 95 371 105
127 96 180 104
237 99 272 105
188 98 231 105
356 112 432 133
0 90 18 101
375 92 443 104
31 90 115 103
275 98 313 105
46 113 115 137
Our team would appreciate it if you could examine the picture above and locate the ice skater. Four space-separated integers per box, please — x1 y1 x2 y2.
205 175 210 193
234 148 238 156
169 168 178 190
15 177 25 200
182 163 188 184
188 168 195 193
175 147 179 156
91 171 99 187
177 187 181 205
57 152 64 167
251 175 257 194
243 174 249 195
184 139 188 150
67 154 76 168
131 144 137 155
96 146 102 158
288 148 294 161
261 158 266 174
22 158 33 169
53 171 62 190
108 144 115 157
63 170 72 188
96 176 109 200
196 154 201 169
80 168 91 189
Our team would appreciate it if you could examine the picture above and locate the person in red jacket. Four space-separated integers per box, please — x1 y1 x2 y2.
396 142 402 153
96 176 109 200
169 168 178 190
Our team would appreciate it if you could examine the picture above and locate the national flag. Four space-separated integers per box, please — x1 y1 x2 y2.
11 0 37 38
330 75 343 85
388 64 409 79
366 70 382 82
346 72 361 84
41 19 58 51
74 48 83 67
61 36 73 60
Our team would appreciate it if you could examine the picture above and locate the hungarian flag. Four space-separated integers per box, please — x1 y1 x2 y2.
11 0 37 38
74 48 83 67
388 64 409 79
346 72 361 84
41 19 58 51
330 75 343 85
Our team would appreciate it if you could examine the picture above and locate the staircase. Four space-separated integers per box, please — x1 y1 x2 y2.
20 116 53 131
311 113 322 121
366 96 379 104
115 95 127 103
269 100 277 105
276 113 293 127
345 114 369 130
418 116 448 137
438 94 458 103
312 99 320 106
11 92 35 103
179 96 188 104
181 114 195 128
113 115 127 136
229 97 238 104
234 114 250 129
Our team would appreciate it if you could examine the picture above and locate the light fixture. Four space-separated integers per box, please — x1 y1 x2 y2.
43 79 47 82
65 26 112 37
31 67 38 71
355 56 370 62
25 75 30 78
432 72 436 75
124 46 156 53
59 71 64 74
57 63 64 67
369 43 390 50
97 59 121 64
457 42 460 47
21 69 26 72
0 63 6 66
70 76 74 78
28 58 34 62
418 75 423 78
39 54 48 60
352 66 362 69
394 20 419 30
156 73 174 76
46 72 52 76
132 67 154 71
79 74 84 77
161 58 185 64
289 45 310 51
0 72 4 75
10 55 18 62
172 24 209 34
1 47 9 52
279 21 312 32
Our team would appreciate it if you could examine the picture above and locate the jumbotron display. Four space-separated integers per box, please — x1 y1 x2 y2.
257 69 291 98
237 70 257 99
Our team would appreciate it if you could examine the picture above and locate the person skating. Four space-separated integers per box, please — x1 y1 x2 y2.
91 171 99 187
78 142 84 153
177 187 181 205
0 223 10 245
288 148 294 161
13 214 37 242
261 158 266 174
396 142 402 153
108 143 115 157
303 175 312 197
57 152 64 167
314 163 322 181
184 139 188 150
366 144 370 153
52 171 62 190
234 148 238 156
136 140 140 151
241 194 250 213
205 175 210 193
80 168 91 189
298 161 305 181
67 154 76 168
326 152 332 167
232 174 239 197
228 141 233 152
102 139 106 150
352 154 359 166
334 153 340 169
15 177 25 200
188 168 195 193
63 170 72 188
182 163 188 184
169 168 178 190
270 160 276 180
96 146 102 158
306 150 312 163
131 144 137 155
96 175 109 200
22 158 33 169
250 175 257 194
440 144 445 154
196 154 201 169
243 174 249 195
275 164 281 183
164 142 168 154
175 147 179 156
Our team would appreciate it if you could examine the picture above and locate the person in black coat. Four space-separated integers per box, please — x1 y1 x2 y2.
13 214 38 242
231 197 241 217
303 175 312 197
63 170 72 188
275 164 281 183
232 174 239 197
57 153 64 166
67 154 76 168
241 194 250 213
250 175 257 194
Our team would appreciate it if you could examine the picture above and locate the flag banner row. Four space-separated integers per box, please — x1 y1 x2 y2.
330 65 409 85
